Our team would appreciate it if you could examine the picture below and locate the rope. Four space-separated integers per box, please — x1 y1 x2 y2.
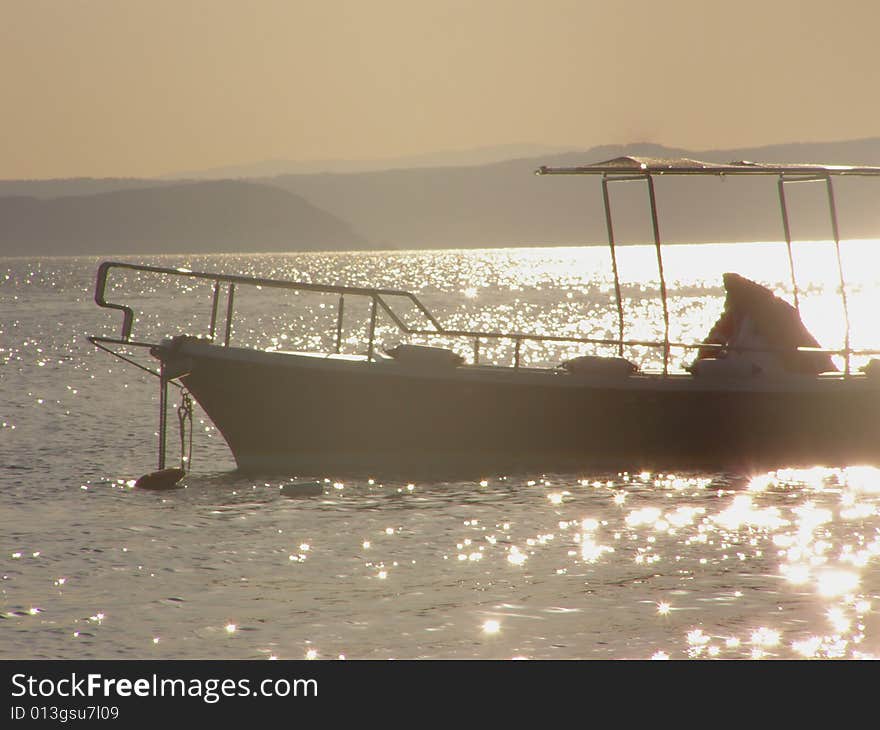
90 340 184 389
177 390 194 472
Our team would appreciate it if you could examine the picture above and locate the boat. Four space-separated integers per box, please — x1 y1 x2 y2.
89 157 880 477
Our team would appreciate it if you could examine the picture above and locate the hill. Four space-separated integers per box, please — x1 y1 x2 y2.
4 139 880 254
0 180 369 256
265 139 880 248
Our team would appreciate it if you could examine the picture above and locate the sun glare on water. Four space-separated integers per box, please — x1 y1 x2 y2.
7 245 880 661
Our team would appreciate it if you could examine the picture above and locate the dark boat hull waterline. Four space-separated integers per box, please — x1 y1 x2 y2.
158 338 880 478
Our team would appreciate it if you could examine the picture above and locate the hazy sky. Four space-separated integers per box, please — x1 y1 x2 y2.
4 0 880 178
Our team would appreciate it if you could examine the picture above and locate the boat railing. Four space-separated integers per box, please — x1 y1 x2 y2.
90 260 876 375
90 259 448 362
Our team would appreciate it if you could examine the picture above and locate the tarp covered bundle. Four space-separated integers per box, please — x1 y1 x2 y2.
694 273 836 375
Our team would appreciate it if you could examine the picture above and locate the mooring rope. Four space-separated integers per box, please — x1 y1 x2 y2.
177 390 194 472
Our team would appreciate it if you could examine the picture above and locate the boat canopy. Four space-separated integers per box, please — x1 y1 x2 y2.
536 156 880 177
537 156 880 374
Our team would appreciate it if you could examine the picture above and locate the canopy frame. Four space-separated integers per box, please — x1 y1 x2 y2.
536 157 880 374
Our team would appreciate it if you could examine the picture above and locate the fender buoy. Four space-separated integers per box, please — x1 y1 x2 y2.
280 480 323 498
135 468 186 490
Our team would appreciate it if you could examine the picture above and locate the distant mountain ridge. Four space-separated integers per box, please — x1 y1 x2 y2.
157 143 577 179
0 180 368 256
3 138 880 256
263 139 880 249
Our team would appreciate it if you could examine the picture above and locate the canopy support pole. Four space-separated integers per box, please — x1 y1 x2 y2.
646 175 670 375
825 176 851 375
601 175 625 356
778 173 852 374
601 173 670 373
777 176 801 312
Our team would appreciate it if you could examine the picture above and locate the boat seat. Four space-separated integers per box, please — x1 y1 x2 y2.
384 343 465 368
560 355 638 377
688 357 763 378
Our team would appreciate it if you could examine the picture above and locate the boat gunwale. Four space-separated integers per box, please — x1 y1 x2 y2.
160 338 880 395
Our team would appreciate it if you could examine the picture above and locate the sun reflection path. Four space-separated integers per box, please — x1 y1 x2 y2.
321 464 880 659
473 467 880 659
660 466 880 659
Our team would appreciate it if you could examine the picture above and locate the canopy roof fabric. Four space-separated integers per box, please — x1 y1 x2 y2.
536 156 880 176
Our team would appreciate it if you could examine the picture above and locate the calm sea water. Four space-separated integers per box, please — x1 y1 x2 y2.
3 243 880 660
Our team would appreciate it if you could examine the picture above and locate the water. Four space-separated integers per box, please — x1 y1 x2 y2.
3 242 880 660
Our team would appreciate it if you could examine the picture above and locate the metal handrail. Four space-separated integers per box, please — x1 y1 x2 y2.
93 260 877 372
94 259 444 350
